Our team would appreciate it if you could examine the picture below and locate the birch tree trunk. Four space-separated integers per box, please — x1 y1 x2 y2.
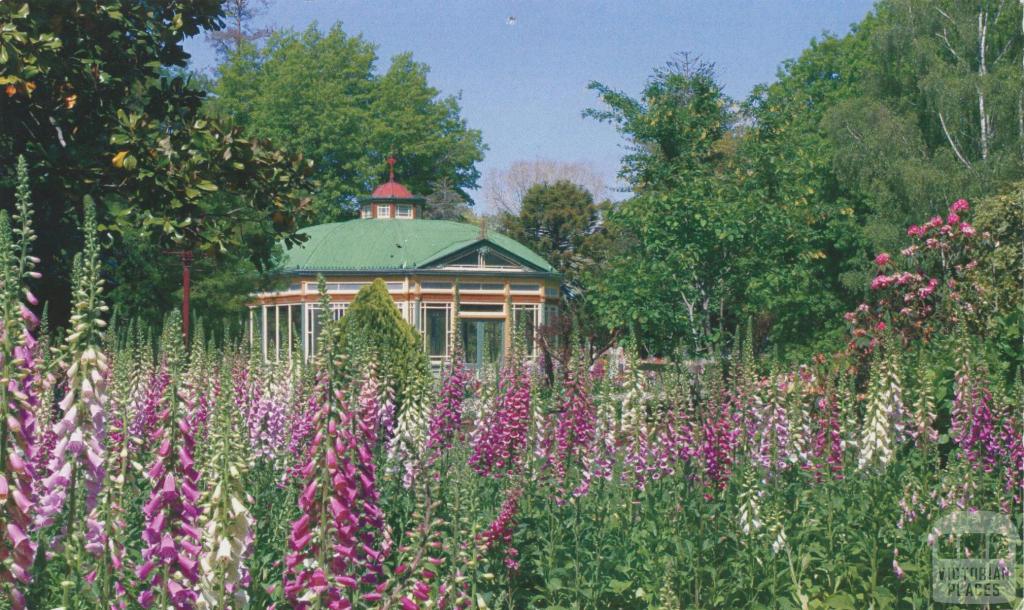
977 8 992 161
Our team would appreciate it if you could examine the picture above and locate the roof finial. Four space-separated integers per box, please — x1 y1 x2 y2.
387 155 396 183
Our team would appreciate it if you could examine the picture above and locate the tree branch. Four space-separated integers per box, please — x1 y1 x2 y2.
938 112 973 168
935 29 964 64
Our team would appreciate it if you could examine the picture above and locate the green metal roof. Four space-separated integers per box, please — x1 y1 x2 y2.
278 219 556 274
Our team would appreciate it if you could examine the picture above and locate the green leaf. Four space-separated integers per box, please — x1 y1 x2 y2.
607 579 631 594
823 593 857 609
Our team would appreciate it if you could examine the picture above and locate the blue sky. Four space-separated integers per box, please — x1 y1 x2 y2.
183 1 876 206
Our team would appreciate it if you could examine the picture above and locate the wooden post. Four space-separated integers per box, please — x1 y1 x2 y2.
163 249 195 348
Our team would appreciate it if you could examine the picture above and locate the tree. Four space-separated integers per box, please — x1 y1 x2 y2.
585 57 744 356
207 0 272 59
423 176 473 221
736 0 1021 354
483 159 608 215
211 25 485 221
335 279 430 405
585 54 734 190
500 181 599 280
0 1 313 325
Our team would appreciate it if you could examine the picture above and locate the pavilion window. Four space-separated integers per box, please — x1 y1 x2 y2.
424 305 450 358
513 304 538 357
361 206 372 219
289 304 302 357
309 305 321 358
543 304 560 349
274 305 281 361
249 307 259 350
459 282 503 292
459 303 503 313
303 303 347 360
377 204 391 218
447 250 480 267
483 251 516 268
421 281 452 290
264 305 276 362
396 204 413 218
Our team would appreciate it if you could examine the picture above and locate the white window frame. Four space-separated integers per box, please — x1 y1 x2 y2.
396 204 413 218
304 302 348 360
422 303 452 360
377 204 391 218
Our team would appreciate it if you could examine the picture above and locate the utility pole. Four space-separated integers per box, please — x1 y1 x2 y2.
164 249 195 347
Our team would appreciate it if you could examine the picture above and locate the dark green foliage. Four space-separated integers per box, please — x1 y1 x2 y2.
0 1 314 326
585 57 744 357
500 180 600 283
585 2 1023 360
210 25 485 221
335 278 430 400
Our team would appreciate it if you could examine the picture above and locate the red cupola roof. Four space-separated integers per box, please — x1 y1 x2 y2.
370 156 416 199
371 181 414 199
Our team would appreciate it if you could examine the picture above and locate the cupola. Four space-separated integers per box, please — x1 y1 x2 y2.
359 156 426 220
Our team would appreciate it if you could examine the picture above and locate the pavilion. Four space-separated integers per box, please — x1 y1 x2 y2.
248 159 560 368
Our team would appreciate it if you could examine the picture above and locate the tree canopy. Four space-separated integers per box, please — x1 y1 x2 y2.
585 0 1022 359
500 180 600 283
335 278 431 404
211 24 485 222
0 1 313 325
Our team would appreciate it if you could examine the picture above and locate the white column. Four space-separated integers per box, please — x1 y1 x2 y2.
273 305 280 362
287 305 293 363
261 305 268 362
302 303 310 363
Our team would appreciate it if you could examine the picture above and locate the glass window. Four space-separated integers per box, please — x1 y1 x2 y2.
448 251 479 267
265 306 277 361
396 204 413 218
377 204 391 218
305 304 344 358
460 303 503 313
361 206 372 219
462 319 504 367
425 307 449 357
306 305 321 359
289 304 303 356
483 251 516 267
421 281 452 290
513 305 537 356
250 308 261 350
511 284 537 292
